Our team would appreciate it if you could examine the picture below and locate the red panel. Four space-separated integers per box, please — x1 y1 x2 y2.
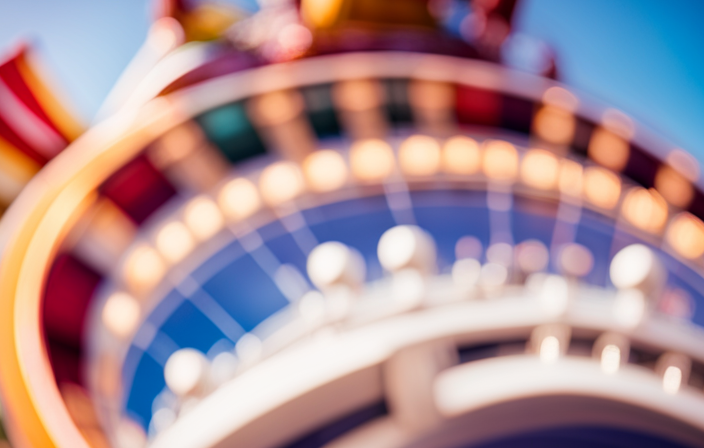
43 254 101 348
623 145 659 188
47 341 83 386
0 49 62 137
688 190 704 222
100 154 177 224
0 113 48 165
455 85 501 127
500 95 534 134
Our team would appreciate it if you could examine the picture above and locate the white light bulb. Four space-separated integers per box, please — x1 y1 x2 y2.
307 241 365 289
164 349 209 397
601 344 621 374
539 336 560 364
663 366 682 395
377 225 436 273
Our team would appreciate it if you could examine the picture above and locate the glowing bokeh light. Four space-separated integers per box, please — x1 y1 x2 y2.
102 292 141 338
442 136 481 175
218 178 261 221
259 161 306 205
184 196 225 241
399 135 442 176
521 149 559 190
303 150 348 192
349 139 395 181
155 221 195 264
667 213 704 260
583 166 621 209
483 140 518 181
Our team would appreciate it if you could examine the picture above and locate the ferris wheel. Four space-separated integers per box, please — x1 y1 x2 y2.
1 2 704 448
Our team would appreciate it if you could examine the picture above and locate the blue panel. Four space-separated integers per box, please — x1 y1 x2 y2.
305 197 396 281
410 189 487 209
192 240 244 284
415 204 491 272
511 210 556 248
303 195 391 227
658 251 704 326
265 232 309 275
412 190 491 267
146 289 186 329
125 354 165 430
256 219 287 241
666 272 703 325
189 289 246 343
257 219 309 272
121 345 144 394
202 254 289 331
574 211 615 286
160 301 228 352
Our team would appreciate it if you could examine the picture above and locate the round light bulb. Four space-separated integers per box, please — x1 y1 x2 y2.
610 244 664 291
218 178 261 221
377 225 436 273
164 349 210 397
303 150 348 192
259 161 305 206
102 292 141 338
306 241 365 289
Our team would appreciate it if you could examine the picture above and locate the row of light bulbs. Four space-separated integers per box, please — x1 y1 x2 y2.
534 326 689 396
99 134 704 343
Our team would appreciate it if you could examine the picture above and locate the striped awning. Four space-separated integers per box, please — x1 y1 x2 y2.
0 45 83 208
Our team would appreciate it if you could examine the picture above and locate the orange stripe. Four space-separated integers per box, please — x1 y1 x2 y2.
0 136 40 205
15 52 83 142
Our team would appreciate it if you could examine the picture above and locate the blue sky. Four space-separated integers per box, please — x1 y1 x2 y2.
515 0 704 158
1 0 702 158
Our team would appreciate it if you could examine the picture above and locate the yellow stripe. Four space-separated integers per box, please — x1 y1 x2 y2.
15 52 84 142
0 136 40 205
0 135 40 179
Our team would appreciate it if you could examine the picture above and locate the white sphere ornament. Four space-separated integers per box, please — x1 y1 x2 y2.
307 241 366 290
609 244 665 293
377 225 437 273
164 349 210 397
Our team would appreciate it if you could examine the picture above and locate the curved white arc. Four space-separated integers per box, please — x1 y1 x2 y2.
434 355 704 430
113 43 218 118
150 299 544 448
151 296 704 448
94 18 189 122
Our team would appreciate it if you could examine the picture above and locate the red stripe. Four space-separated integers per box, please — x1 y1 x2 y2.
0 51 64 139
455 85 501 126
43 254 101 348
0 117 48 165
100 154 177 224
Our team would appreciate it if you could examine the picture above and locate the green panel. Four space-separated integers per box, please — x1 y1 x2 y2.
301 84 342 138
383 78 413 126
196 102 267 163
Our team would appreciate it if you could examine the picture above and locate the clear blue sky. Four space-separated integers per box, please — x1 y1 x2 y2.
514 0 704 159
1 0 703 158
